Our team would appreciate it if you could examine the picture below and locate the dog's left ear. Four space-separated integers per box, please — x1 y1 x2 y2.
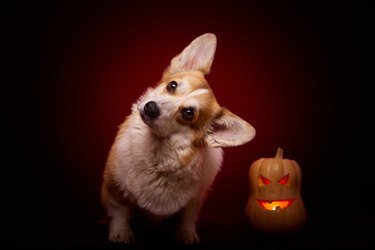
206 108 256 148
165 33 217 75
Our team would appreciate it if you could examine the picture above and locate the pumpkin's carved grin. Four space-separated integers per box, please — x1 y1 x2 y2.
256 198 295 211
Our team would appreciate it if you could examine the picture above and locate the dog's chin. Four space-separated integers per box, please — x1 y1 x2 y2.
140 113 166 137
140 112 153 126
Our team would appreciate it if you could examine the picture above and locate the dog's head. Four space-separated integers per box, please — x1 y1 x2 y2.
137 33 255 147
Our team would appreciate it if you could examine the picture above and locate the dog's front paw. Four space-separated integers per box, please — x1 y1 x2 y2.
176 229 200 244
109 228 135 244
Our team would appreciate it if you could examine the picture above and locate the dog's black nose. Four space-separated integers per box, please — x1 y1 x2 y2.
144 101 160 119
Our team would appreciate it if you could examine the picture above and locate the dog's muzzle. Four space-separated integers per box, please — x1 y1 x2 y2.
141 101 160 123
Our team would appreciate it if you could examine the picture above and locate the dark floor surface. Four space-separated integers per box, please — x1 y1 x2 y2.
13 197 373 249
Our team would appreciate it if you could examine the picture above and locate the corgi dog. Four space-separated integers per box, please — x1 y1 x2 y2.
101 33 256 244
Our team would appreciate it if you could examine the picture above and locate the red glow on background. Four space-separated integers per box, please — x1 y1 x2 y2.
24 1 372 243
46 1 327 214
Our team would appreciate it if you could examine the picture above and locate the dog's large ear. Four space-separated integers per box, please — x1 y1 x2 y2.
165 33 217 75
206 108 256 148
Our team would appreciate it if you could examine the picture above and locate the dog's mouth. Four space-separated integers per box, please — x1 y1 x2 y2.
140 112 155 126
256 199 295 211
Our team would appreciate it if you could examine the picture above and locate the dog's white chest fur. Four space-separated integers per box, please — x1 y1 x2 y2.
114 112 223 216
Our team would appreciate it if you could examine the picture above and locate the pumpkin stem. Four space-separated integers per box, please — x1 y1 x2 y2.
275 147 284 159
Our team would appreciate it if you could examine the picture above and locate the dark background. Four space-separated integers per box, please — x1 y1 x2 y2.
12 0 373 248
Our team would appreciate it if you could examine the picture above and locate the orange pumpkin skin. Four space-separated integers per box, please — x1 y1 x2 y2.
245 148 306 234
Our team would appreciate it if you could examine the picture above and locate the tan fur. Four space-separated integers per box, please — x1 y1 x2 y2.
101 33 255 244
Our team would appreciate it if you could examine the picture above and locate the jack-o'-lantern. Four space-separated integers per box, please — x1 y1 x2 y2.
245 147 306 234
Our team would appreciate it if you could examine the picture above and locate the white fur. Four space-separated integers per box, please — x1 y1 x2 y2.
115 109 223 215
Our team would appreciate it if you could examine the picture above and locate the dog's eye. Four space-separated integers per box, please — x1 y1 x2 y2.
181 107 195 121
166 81 178 93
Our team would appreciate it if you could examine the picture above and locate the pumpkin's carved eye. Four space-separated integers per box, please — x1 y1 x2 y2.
258 175 271 186
278 173 289 185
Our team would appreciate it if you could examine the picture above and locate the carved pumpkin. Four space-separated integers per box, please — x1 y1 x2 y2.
245 147 306 234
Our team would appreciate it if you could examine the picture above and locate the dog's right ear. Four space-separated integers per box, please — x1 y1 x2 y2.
164 33 217 76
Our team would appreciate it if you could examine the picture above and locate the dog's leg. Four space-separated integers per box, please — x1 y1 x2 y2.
176 197 201 244
107 199 135 244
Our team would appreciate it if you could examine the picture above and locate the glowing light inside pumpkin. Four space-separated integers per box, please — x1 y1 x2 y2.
257 199 295 211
